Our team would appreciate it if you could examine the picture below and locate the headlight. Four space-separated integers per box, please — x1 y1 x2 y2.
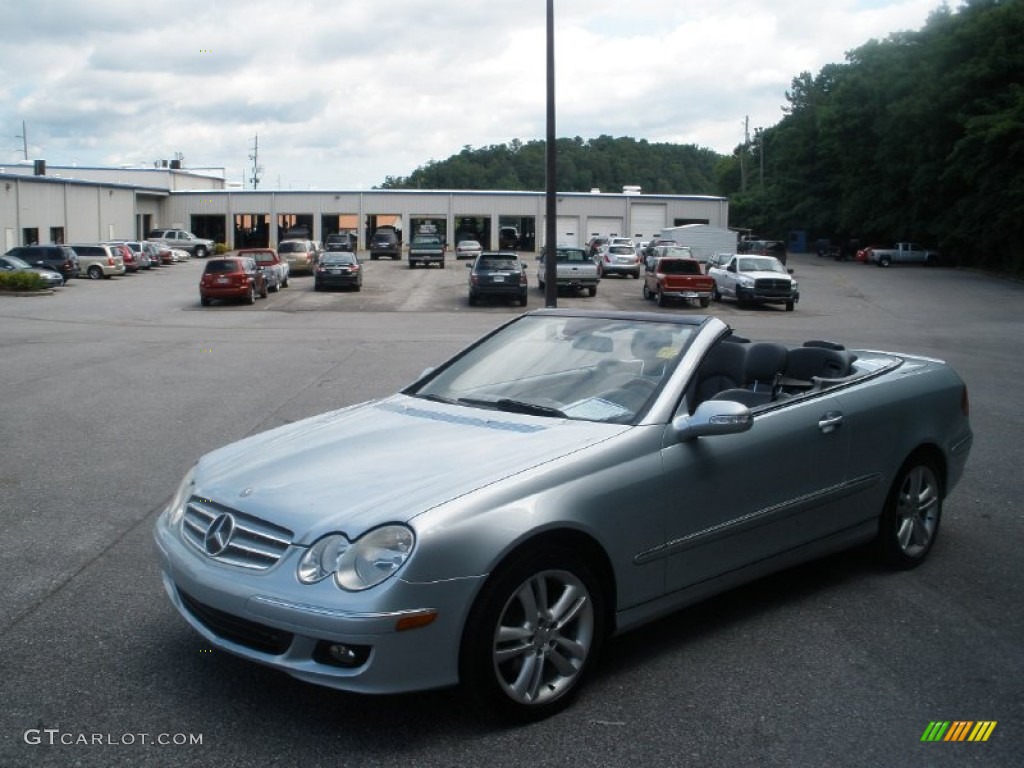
791 281 798 290
738 276 755 287
166 465 196 526
298 525 415 591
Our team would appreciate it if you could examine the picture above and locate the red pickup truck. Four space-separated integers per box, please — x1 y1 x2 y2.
642 255 715 307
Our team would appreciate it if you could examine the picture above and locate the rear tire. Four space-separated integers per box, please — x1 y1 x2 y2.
88 265 103 280
878 457 942 569
587 286 597 297
460 546 605 722
642 283 651 300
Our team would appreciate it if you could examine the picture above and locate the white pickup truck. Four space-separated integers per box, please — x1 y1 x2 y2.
864 242 941 267
536 247 600 296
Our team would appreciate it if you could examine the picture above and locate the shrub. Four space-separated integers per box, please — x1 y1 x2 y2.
214 242 230 254
0 272 48 291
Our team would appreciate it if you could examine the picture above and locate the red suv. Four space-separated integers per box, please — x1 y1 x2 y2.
199 256 268 306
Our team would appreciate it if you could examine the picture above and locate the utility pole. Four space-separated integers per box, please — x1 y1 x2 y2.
739 116 749 193
249 135 262 189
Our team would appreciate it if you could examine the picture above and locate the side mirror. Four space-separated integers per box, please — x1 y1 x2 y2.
787 268 795 275
672 400 753 441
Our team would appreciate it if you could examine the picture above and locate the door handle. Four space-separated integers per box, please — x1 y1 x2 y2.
818 411 844 434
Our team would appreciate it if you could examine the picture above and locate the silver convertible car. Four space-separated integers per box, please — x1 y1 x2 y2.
154 310 973 720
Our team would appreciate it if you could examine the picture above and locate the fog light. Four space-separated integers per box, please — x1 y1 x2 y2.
313 640 371 669
328 644 359 665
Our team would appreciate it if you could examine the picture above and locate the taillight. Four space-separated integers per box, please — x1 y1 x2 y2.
108 256 115 266
519 272 527 285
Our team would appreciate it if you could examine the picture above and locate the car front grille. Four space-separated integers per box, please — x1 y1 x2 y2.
182 498 293 570
178 589 293 655
754 278 793 296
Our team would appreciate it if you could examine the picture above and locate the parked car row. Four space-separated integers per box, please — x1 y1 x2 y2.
2 240 192 285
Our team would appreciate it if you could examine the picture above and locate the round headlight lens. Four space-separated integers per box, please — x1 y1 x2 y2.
166 466 196 526
297 534 351 584
335 525 415 591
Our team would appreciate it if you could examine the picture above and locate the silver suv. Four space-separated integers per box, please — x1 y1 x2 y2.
147 229 215 258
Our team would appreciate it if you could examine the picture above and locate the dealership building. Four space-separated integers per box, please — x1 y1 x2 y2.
1 163 730 252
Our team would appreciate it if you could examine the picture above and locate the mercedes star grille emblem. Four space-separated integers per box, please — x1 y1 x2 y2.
204 513 236 556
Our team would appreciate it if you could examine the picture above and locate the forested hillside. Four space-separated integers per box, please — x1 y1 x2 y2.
380 0 1021 273
378 136 721 195
720 0 1022 272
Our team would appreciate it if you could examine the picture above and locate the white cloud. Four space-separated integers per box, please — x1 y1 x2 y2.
0 0 946 188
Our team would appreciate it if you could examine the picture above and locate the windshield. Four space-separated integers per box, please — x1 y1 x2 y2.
738 257 786 273
659 259 701 275
477 257 519 271
410 315 696 424
553 248 588 263
322 253 357 265
3 255 32 269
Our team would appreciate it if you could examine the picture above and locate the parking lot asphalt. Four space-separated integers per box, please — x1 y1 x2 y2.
1 253 1021 767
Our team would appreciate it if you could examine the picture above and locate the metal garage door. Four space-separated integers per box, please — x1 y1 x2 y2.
585 217 624 240
629 204 667 242
542 216 581 247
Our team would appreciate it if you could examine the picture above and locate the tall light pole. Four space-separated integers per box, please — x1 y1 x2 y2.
544 0 558 307
15 120 28 161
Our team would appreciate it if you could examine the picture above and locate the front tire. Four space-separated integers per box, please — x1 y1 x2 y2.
461 546 604 722
878 457 942 569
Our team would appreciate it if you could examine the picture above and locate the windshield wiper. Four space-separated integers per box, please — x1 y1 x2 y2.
457 397 567 419
416 393 456 405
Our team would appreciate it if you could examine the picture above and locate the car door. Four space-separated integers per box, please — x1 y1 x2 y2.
657 393 852 593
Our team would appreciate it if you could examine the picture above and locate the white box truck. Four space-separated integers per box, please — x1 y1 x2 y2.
658 225 737 262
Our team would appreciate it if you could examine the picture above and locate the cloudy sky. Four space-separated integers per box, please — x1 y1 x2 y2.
0 0 945 190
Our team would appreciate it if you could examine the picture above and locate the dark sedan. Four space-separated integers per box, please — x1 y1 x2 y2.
468 251 528 306
314 252 362 291
0 254 65 287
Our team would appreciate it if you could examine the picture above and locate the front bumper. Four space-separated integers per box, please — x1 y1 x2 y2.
153 512 481 694
736 288 799 304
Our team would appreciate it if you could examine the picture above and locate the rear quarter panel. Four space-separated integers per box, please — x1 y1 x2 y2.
832 356 971 506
